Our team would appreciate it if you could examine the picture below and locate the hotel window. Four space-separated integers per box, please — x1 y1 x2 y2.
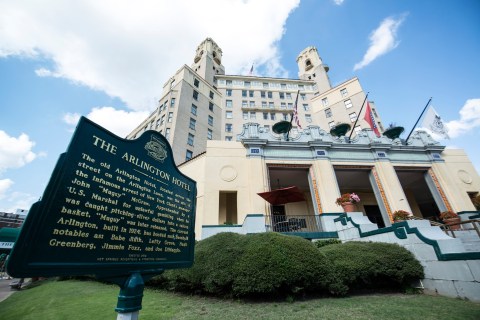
279 92 285 99
156 119 161 128
193 90 199 100
261 91 266 98
207 129 212 140
303 104 310 111
242 100 248 108
354 125 361 134
208 115 213 126
226 100 233 108
194 78 199 88
263 112 268 120
243 111 248 120
345 99 353 109
263 82 269 88
225 136 233 141
167 112 173 123
249 111 256 119
209 91 214 99
281 102 286 109
305 114 312 123
267 91 273 99
160 115 165 125
170 98 176 107
270 113 276 120
287 103 293 109
244 81 251 87
264 125 270 130
226 80 232 86
286 93 292 100
187 133 194 146
249 90 254 97
209 102 214 111
242 90 247 97
189 118 196 130
165 128 170 140
262 101 267 108
268 102 274 109
283 113 289 121
226 89 232 96
226 111 233 119
349 112 357 122
300 93 306 100
225 123 233 132
191 104 197 116
249 101 255 108
340 88 348 97
322 97 328 107
298 84 304 90
185 150 193 161
325 108 332 118
281 84 287 89
328 121 335 128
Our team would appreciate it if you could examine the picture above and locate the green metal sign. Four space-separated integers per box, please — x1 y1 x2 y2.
7 116 196 279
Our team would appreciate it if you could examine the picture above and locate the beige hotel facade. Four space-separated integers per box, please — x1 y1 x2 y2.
129 38 480 240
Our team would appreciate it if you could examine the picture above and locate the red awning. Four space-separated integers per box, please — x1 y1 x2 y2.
257 186 305 205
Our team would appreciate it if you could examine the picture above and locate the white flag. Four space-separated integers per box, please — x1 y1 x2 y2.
421 105 449 139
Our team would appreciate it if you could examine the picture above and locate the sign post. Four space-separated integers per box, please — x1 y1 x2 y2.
7 117 196 318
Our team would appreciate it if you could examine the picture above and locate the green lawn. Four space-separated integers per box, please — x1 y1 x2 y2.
1 279 479 320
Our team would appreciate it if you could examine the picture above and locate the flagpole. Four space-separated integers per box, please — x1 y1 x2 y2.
405 97 432 143
348 92 369 142
286 90 300 141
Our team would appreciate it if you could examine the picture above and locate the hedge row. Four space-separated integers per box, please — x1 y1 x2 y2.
148 232 424 298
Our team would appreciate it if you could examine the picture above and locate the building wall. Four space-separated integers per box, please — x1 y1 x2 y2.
128 38 383 165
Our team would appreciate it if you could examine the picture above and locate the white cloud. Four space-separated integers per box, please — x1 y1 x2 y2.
333 0 345 5
0 188 38 213
0 0 300 110
445 99 480 138
0 131 43 173
0 179 14 200
354 14 407 71
64 107 149 138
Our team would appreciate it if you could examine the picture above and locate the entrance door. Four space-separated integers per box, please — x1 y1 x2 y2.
271 205 286 231
364 205 385 228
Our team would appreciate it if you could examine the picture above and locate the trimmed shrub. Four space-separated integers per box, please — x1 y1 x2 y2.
231 232 331 297
150 232 332 298
318 241 424 296
314 238 342 249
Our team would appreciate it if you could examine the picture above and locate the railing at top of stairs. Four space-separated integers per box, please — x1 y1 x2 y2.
406 216 480 239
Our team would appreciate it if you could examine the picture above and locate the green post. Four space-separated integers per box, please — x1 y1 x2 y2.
115 273 145 319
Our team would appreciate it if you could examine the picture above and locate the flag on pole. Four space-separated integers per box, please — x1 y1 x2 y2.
249 64 254 75
421 105 449 139
363 101 380 137
292 90 302 129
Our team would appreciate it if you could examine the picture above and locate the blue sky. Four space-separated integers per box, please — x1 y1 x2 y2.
1 0 479 212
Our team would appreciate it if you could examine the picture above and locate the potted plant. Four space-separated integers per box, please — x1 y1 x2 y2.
392 210 412 222
383 123 405 139
330 122 351 137
440 210 461 230
335 193 360 212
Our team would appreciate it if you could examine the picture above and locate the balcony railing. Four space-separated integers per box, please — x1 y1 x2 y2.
265 215 322 233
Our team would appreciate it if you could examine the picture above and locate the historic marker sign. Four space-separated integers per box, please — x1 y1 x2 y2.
7 117 196 278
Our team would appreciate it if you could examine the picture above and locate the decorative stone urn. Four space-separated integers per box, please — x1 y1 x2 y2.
383 126 404 139
330 123 351 137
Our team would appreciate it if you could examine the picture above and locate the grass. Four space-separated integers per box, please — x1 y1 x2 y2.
1 279 479 320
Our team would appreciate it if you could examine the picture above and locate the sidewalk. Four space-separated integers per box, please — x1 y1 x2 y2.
0 278 17 303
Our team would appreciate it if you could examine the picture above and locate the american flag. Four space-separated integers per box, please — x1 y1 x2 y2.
249 64 254 75
292 90 302 129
